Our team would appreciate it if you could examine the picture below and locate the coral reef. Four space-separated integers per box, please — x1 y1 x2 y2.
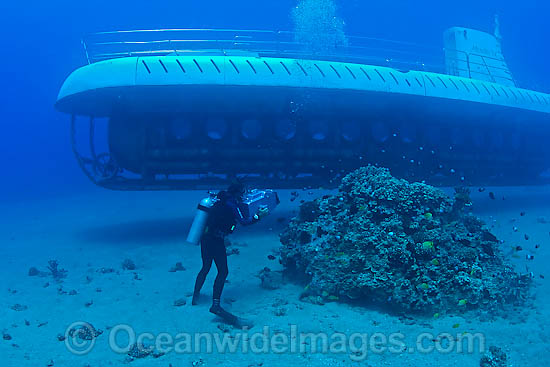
280 166 532 314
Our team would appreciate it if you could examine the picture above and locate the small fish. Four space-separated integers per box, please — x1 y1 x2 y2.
478 187 486 192
422 241 434 250
433 313 440 319
452 323 460 329
458 299 467 306
540 275 545 279
524 234 529 240
520 211 526 216
420 283 429 290
431 259 440 266
267 255 276 260
424 212 433 220
526 254 535 260
535 244 540 249
489 192 496 200
514 246 523 251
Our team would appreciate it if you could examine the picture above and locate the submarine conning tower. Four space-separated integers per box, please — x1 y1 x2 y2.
444 27 515 87
55 28 550 190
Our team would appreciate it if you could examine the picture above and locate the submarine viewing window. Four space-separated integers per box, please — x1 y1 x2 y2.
398 124 416 143
371 122 390 143
206 118 227 140
169 118 192 140
276 119 296 140
341 120 361 142
472 130 485 147
489 131 504 148
241 119 262 140
309 120 329 141
450 127 466 146
425 127 442 145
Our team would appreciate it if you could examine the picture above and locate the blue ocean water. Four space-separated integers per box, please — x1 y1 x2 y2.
0 1 549 366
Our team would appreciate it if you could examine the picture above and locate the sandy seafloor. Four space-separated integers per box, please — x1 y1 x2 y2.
1 185 549 367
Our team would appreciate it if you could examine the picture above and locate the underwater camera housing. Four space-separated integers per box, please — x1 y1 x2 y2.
186 189 279 245
241 189 280 219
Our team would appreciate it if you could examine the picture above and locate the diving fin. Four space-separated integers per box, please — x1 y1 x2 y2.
209 306 253 329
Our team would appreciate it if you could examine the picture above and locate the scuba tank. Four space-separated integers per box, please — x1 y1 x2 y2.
186 194 217 245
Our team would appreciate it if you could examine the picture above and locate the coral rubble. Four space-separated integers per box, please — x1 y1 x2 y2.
480 346 508 367
47 260 67 281
68 323 103 341
280 166 532 314
122 258 136 270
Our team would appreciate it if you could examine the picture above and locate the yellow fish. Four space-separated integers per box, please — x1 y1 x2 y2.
433 313 440 319
424 212 433 219
431 259 440 266
422 241 434 250
420 283 429 290
452 323 460 329
458 299 467 306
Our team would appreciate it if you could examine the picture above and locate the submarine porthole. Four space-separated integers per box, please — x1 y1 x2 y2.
275 119 296 140
425 127 442 145
309 120 329 141
489 131 504 149
341 120 360 142
399 123 416 143
450 127 466 146
170 118 192 140
206 118 227 140
510 133 522 150
371 122 390 143
241 119 262 140
472 130 485 147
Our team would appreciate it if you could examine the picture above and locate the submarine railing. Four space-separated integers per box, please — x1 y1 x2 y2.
81 28 444 74
80 28 516 86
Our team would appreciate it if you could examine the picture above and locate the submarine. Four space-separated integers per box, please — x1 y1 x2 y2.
55 27 550 190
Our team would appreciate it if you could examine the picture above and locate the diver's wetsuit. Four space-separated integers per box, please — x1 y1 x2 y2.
192 192 256 306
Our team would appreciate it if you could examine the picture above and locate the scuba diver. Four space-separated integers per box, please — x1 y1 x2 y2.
191 182 268 324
